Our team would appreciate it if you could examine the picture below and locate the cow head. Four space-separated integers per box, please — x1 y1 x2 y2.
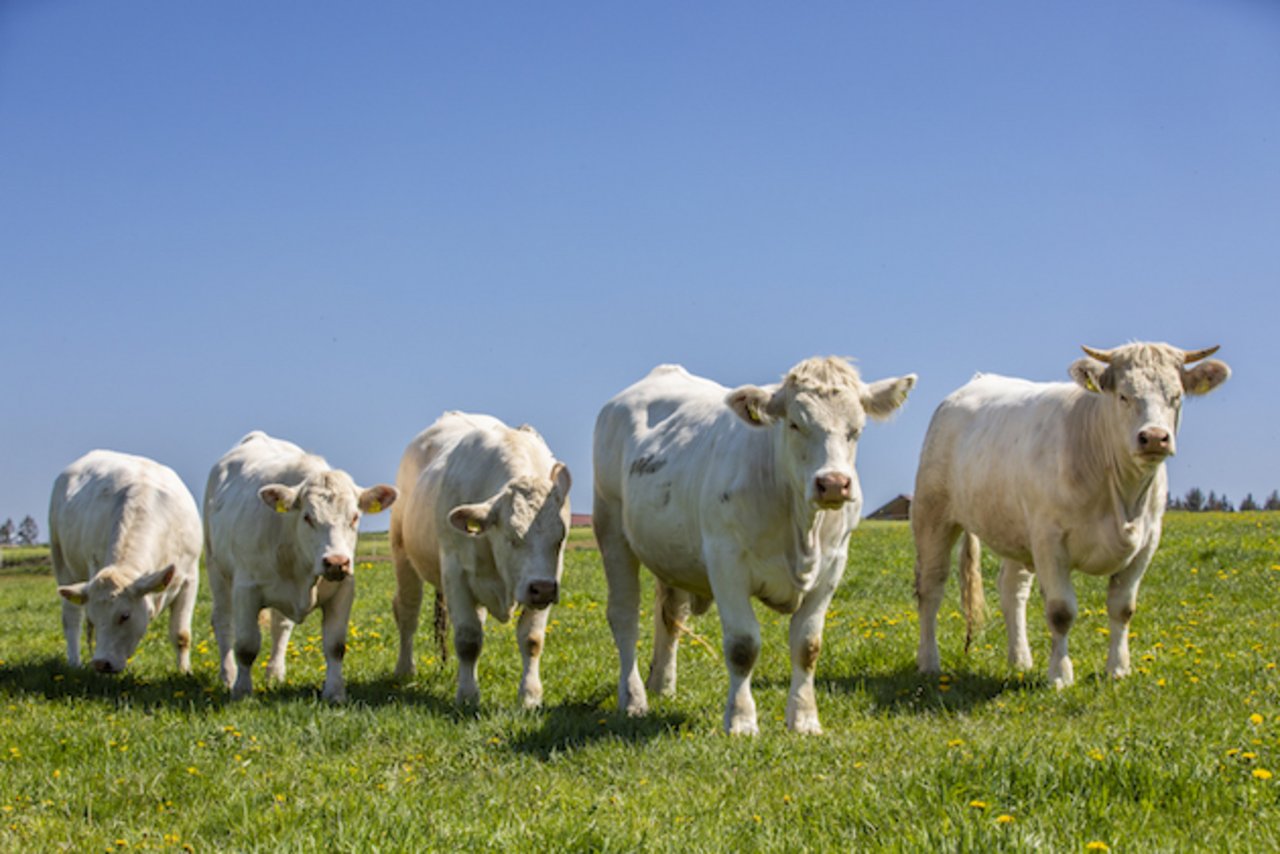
259 471 397 583
1069 342 1230 466
727 357 917 510
58 564 176 674
448 462 572 609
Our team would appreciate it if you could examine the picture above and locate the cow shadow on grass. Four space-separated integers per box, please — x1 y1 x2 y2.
820 664 1046 716
505 692 689 762
0 656 224 710
0 657 464 720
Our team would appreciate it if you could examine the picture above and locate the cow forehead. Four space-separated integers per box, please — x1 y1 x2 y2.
1109 345 1183 395
300 472 359 513
505 480 563 539
788 388 865 428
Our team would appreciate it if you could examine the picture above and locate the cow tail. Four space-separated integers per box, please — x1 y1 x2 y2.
959 532 985 655
433 588 450 663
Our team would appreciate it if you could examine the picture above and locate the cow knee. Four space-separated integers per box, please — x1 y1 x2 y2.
1046 600 1075 635
329 641 346 662
523 634 543 658
235 646 258 669
1112 603 1135 624
798 636 821 673
175 630 191 652
455 625 483 662
726 635 759 674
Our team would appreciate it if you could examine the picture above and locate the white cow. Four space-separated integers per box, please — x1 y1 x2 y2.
913 343 1230 687
49 450 201 674
390 412 571 708
204 432 396 701
594 359 917 734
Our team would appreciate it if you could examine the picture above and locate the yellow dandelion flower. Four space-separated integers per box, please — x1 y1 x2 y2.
1250 713 1264 725
1087 749 1106 761
948 739 965 747
1254 769 1273 780
969 800 988 809
752 814 762 823
186 766 199 776
995 814 1015 824
1086 843 1110 852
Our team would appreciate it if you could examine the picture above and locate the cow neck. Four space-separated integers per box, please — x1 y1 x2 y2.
769 429 823 593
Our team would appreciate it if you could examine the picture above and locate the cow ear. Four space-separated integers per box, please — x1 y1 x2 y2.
449 502 494 536
862 374 917 421
58 582 89 605
1069 359 1109 394
259 484 300 513
358 484 397 514
1182 359 1231 396
550 462 572 496
726 385 776 427
133 564 176 596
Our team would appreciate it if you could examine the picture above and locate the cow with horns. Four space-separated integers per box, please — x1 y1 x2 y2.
912 343 1230 687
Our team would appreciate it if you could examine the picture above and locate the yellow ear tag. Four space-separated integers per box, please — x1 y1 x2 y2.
275 500 288 514
368 500 382 514
1084 375 1098 393
466 519 482 534
748 406 762 424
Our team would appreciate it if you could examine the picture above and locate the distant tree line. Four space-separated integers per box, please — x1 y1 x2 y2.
0 516 41 546
1168 489 1280 512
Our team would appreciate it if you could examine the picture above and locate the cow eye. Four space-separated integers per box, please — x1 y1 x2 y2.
303 513 316 528
848 429 862 442
350 514 359 528
1118 394 1130 404
117 613 130 625
789 422 801 432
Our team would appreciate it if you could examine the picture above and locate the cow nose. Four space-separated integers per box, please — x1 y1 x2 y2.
92 659 117 674
814 473 852 504
527 580 559 607
322 555 352 580
1138 428 1172 454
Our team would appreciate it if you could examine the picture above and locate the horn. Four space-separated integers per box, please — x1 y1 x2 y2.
1080 345 1114 363
1181 345 1220 364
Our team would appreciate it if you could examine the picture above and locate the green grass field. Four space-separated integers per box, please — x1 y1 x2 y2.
1 514 1276 851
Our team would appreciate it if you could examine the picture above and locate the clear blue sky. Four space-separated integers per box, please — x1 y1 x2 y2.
1 1 1276 531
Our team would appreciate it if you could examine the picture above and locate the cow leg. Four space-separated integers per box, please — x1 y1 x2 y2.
595 496 647 716
786 568 841 735
319 578 355 703
391 550 425 679
443 561 484 705
913 511 961 674
516 605 550 709
707 552 761 735
997 560 1035 671
230 584 263 699
646 580 690 697
1106 554 1150 679
1033 540 1076 689
265 610 295 684
61 599 84 668
168 573 197 674
207 560 237 691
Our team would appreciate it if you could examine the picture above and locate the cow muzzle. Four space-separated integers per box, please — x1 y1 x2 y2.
813 472 853 508
321 555 353 582
92 658 121 675
1136 427 1174 461
522 579 559 609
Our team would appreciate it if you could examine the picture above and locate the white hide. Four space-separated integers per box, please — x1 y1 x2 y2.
913 342 1230 688
203 431 395 702
50 450 202 674
594 359 916 734
389 412 571 708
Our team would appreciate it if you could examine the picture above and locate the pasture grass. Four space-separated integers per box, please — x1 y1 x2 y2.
1 513 1277 851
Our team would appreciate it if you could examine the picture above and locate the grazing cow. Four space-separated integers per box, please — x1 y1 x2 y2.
49 450 202 674
913 343 1230 687
204 432 396 701
594 359 917 734
390 412 571 708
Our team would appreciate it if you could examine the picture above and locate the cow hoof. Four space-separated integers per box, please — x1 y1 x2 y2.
1107 665 1131 680
1010 651 1033 671
322 688 347 704
726 719 760 737
788 716 823 736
